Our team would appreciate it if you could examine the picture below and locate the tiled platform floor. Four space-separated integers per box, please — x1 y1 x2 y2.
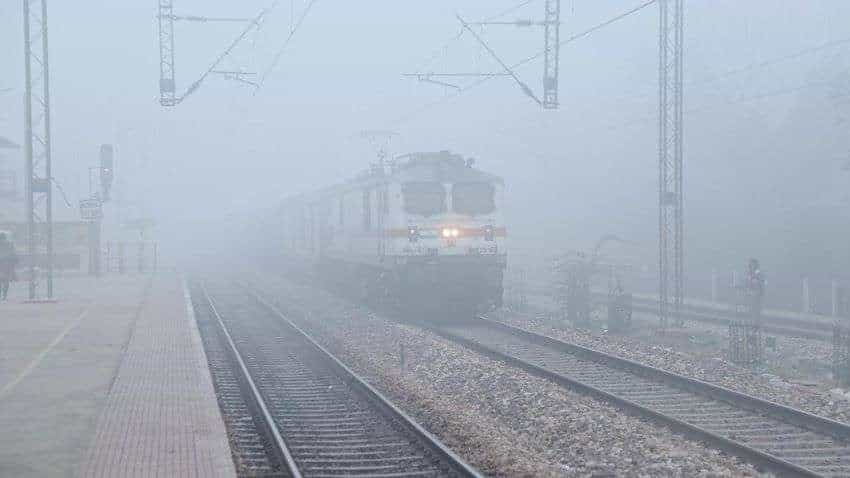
0 273 234 477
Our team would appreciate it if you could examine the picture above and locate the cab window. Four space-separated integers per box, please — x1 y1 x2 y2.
452 182 495 215
402 182 445 216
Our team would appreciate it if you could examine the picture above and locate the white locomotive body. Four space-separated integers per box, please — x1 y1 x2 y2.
278 151 506 317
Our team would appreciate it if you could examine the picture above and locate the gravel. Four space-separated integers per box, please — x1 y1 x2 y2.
491 303 850 425
254 273 763 477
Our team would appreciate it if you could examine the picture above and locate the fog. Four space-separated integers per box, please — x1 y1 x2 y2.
2 0 848 302
5 4 850 476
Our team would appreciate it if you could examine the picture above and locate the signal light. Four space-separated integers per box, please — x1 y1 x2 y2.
100 144 114 201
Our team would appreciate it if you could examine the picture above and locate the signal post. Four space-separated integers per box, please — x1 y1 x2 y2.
80 144 114 277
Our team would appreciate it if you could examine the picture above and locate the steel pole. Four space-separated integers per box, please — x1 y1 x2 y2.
22 0 36 300
41 0 53 298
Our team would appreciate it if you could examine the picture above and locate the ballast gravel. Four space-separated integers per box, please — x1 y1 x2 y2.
254 274 763 477
491 307 850 425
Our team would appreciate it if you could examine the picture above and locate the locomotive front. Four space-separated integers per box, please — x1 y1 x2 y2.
385 152 506 317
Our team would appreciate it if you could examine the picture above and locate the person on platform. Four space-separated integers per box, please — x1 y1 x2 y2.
0 232 18 301
746 258 765 319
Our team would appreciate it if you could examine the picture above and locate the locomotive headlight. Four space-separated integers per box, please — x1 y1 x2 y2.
442 227 460 238
484 225 495 242
408 226 419 243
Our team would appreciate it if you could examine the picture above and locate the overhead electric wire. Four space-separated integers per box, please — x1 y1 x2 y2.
256 0 319 91
176 2 279 103
393 0 658 125
414 0 538 73
414 30 466 74
601 34 850 109
530 77 839 148
49 178 72 209
498 0 659 76
167 15 254 23
689 35 850 88
456 14 542 105
485 77 846 180
489 0 538 21
403 7 850 173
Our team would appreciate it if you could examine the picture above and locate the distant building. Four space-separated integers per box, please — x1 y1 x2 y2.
0 134 93 272
0 133 24 252
0 136 18 149
0 135 21 221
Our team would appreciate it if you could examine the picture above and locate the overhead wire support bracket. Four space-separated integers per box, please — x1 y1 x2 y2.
162 15 254 23
211 70 259 87
255 0 319 92
417 76 461 91
401 72 509 90
405 2 560 108
393 0 655 125
401 73 510 78
456 13 543 106
158 1 278 106
468 19 543 27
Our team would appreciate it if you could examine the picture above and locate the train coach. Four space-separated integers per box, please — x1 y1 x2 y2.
277 150 507 318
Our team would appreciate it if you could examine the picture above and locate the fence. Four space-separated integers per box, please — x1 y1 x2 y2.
103 241 158 275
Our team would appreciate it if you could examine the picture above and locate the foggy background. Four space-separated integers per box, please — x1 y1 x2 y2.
1 0 848 307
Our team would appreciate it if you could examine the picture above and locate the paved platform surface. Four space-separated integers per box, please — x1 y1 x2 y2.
0 273 235 478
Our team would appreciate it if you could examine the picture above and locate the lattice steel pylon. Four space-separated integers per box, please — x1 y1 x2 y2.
657 0 683 327
542 0 561 109
22 0 54 300
158 0 177 106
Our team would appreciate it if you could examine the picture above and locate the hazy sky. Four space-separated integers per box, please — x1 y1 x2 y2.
1 1 848 273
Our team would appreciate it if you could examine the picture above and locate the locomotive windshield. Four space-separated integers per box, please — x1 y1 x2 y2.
403 182 446 216
452 182 495 215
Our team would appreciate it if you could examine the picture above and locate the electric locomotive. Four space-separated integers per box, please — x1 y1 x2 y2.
278 150 506 318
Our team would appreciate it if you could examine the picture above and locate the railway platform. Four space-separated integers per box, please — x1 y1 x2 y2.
0 272 234 478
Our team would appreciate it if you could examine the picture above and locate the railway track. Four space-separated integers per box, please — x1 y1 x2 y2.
432 317 850 477
588 292 835 341
196 282 482 478
192 288 284 476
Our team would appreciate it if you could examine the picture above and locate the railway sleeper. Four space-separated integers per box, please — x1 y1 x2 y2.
302 464 436 474
299 456 426 465
305 472 440 478
765 446 850 457
281 416 371 424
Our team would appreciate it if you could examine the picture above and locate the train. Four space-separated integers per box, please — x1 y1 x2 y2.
275 150 507 318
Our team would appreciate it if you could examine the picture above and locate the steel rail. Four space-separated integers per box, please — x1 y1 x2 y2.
200 284 303 478
576 291 834 341
431 317 850 477
621 295 834 341
243 284 484 478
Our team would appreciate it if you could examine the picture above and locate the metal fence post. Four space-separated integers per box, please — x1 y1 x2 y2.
802 277 811 314
711 268 718 303
138 242 145 274
118 242 125 275
833 279 839 317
